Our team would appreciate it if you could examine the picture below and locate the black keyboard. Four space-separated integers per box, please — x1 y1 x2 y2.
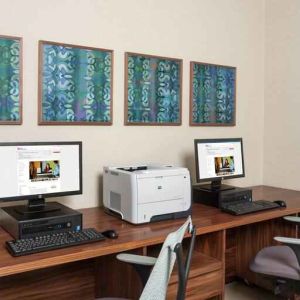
222 200 281 215
6 228 105 257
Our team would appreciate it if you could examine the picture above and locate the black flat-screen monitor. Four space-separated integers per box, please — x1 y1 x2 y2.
194 138 245 191
0 141 82 214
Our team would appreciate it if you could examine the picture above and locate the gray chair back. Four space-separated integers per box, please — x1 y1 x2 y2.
139 216 193 300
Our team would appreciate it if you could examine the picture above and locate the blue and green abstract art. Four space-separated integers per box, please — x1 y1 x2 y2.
191 62 236 126
40 41 113 124
126 53 182 125
0 35 22 124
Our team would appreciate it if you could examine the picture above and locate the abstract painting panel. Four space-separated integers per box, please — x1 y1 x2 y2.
0 35 22 124
190 62 236 126
39 41 113 125
125 52 182 125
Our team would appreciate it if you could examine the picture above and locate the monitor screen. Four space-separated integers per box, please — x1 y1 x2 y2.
194 138 245 183
0 142 82 201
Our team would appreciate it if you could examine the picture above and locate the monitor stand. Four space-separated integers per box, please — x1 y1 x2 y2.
13 198 61 216
197 180 235 192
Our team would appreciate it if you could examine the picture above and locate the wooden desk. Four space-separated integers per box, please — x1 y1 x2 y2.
0 186 299 299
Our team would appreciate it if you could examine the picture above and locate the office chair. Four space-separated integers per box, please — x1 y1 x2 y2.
98 216 196 300
250 216 300 298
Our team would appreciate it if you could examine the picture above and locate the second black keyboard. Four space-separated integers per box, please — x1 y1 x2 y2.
6 228 106 256
222 200 281 215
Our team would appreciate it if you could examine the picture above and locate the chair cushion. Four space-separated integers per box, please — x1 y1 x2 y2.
250 245 300 280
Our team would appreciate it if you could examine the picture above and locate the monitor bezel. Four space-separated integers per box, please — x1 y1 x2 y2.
0 141 82 202
194 138 245 183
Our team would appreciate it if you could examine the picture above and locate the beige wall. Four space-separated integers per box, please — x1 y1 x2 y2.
0 0 265 208
264 0 300 190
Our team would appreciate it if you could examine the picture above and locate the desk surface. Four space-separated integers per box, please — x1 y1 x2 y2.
0 185 299 278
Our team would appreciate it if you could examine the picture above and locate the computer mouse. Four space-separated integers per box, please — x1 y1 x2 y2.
273 200 287 208
102 229 118 239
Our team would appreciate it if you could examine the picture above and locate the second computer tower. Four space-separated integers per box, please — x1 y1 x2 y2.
193 186 252 208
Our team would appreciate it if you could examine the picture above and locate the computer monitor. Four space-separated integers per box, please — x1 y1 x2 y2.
0 141 82 215
194 138 245 191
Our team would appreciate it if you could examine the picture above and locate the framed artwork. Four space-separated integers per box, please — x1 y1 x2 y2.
0 35 22 124
125 52 182 125
39 40 113 125
190 62 236 126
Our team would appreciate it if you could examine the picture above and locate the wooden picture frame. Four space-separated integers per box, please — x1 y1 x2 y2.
190 61 236 126
125 52 182 126
0 35 22 125
38 40 113 125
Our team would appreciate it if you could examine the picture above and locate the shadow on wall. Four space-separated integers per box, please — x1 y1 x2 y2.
98 174 104 207
183 152 196 184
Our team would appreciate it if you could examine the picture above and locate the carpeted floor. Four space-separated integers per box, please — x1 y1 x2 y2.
225 282 283 300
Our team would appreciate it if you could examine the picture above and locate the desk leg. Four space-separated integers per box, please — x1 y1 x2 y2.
195 230 226 300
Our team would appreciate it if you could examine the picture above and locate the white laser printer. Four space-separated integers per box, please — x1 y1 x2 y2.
103 165 191 224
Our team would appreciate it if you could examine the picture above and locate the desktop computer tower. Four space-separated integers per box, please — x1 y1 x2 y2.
193 185 252 208
0 202 82 239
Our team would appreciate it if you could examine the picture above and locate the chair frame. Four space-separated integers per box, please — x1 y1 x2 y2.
174 225 197 300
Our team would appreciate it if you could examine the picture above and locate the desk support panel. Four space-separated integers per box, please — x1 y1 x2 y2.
0 260 96 300
228 217 297 285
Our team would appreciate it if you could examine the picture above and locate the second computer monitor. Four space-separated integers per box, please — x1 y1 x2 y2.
194 138 245 191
